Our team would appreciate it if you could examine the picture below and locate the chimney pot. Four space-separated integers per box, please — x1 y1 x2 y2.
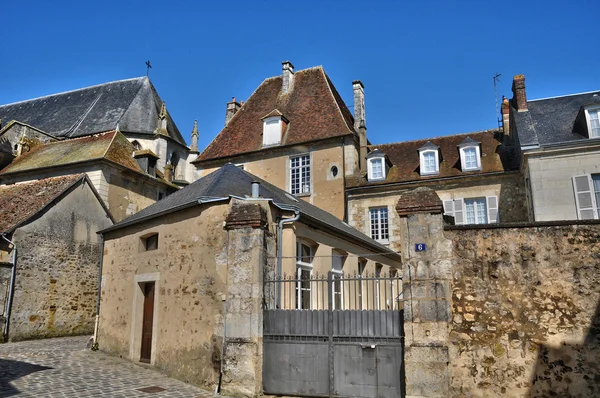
251 181 260 198
512 75 528 111
225 98 241 126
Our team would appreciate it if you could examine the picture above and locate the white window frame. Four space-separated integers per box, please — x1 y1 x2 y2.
419 150 439 176
459 145 481 171
331 252 346 310
573 174 600 219
464 198 488 225
443 196 499 225
357 259 366 310
263 116 282 146
367 157 385 181
369 207 389 243
296 241 313 310
290 154 311 195
584 106 600 138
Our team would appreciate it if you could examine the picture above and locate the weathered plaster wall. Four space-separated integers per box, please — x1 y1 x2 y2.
445 223 600 397
197 141 348 219
7 181 111 341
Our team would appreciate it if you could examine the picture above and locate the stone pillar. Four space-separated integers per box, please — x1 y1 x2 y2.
221 200 270 397
396 188 452 398
190 120 199 154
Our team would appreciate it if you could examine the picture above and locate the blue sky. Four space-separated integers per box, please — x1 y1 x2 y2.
2 0 599 150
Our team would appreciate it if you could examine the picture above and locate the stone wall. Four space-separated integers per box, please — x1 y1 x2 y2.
445 222 600 397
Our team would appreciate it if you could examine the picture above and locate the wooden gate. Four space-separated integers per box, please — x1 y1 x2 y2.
263 272 405 398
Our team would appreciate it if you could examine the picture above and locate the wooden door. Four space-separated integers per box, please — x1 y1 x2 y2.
140 282 155 363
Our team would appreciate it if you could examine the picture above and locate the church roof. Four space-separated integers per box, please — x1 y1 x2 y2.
0 77 187 146
195 66 356 163
0 131 143 175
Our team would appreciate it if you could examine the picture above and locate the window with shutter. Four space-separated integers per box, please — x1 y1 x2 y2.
453 199 464 225
486 196 499 223
573 175 598 219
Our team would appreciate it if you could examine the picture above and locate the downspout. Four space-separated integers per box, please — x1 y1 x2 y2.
276 210 300 308
1 234 17 342
93 234 105 344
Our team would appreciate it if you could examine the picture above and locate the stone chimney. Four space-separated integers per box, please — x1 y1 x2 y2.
353 81 365 132
282 61 295 94
501 96 510 136
512 75 528 112
190 120 199 153
164 163 173 183
225 97 241 126
358 120 368 175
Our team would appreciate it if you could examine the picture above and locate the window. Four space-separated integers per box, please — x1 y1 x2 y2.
369 207 389 243
443 197 498 225
573 174 600 219
296 241 313 309
132 140 142 151
371 158 383 178
420 150 439 175
585 108 600 138
141 233 158 251
367 149 388 181
332 251 346 309
357 259 366 310
290 154 311 195
458 137 481 171
263 117 282 146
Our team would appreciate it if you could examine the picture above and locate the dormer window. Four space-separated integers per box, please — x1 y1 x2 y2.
418 141 440 176
366 149 390 182
458 137 481 171
585 107 600 138
261 110 288 147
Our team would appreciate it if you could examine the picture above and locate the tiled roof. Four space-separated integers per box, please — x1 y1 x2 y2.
196 66 355 162
512 90 600 147
346 129 517 188
0 131 143 175
0 77 187 146
101 164 399 259
0 174 84 233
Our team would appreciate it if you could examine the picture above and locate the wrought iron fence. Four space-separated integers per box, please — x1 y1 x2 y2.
263 271 403 311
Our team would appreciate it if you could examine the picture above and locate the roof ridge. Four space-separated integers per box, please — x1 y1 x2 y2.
372 129 501 147
0 77 147 108
321 69 355 134
102 129 119 159
529 89 600 103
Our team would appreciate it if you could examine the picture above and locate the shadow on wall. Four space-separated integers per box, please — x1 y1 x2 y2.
529 298 600 397
497 175 527 223
0 358 52 396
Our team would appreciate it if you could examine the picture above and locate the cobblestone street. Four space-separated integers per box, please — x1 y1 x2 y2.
0 336 226 397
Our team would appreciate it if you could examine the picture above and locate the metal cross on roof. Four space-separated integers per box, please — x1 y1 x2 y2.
145 60 152 76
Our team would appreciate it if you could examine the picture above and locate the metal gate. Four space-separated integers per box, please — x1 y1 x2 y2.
263 272 405 398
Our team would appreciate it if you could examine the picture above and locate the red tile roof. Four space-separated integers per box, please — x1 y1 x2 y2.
195 66 356 162
346 129 517 188
0 175 84 232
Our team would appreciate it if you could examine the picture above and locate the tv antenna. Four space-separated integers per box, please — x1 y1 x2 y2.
493 73 502 128
145 60 152 76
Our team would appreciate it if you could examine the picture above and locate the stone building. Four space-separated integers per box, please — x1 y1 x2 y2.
506 74 600 221
0 131 177 222
97 164 401 396
0 174 113 342
0 76 198 185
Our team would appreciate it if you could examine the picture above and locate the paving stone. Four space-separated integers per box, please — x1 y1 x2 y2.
0 336 230 398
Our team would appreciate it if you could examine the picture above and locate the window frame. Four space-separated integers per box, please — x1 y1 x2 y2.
331 251 346 310
459 145 481 171
585 106 600 139
573 174 600 219
262 116 282 146
419 149 439 176
140 233 159 252
369 206 389 244
464 197 488 225
367 157 385 181
290 153 311 196
296 241 314 310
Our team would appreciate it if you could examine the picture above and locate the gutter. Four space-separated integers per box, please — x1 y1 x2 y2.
93 234 105 344
276 208 300 308
1 234 17 342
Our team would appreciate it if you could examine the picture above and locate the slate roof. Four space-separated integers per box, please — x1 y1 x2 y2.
0 77 187 146
195 66 356 163
101 164 399 259
346 129 517 188
513 90 600 147
0 174 84 233
0 131 143 175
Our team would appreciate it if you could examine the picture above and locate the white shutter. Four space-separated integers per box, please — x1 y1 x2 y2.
263 119 281 146
443 200 455 224
453 199 464 225
486 196 499 223
572 175 598 219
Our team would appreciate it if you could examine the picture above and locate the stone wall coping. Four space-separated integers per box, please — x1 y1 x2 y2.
445 219 600 230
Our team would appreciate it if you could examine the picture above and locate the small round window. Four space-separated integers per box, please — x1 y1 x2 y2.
330 166 338 177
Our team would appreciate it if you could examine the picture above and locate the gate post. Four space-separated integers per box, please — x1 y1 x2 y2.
396 188 451 397
221 199 272 397
327 271 334 398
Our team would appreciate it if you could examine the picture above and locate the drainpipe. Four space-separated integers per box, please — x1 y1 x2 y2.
276 210 300 308
93 234 105 344
1 234 17 342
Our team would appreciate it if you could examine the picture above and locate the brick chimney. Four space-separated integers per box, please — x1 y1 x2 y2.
501 96 510 136
190 120 199 153
225 97 241 126
282 61 295 94
353 80 365 132
512 75 528 112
